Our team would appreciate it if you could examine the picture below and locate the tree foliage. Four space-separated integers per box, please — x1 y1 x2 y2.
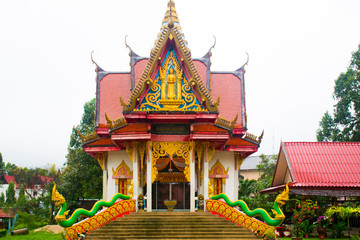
5 181 16 205
317 44 360 141
238 154 277 213
59 98 102 211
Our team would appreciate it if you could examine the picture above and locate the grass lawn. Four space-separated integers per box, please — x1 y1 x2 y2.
1 231 63 240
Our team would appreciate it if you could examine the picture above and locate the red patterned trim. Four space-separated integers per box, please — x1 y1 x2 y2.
206 199 274 236
65 199 136 240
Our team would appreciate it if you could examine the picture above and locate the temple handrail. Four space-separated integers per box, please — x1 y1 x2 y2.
206 199 274 236
64 199 135 240
208 183 289 228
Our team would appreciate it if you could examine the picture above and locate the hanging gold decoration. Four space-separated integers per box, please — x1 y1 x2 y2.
151 141 191 182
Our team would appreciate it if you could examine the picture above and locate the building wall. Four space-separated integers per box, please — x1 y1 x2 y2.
209 151 238 201
106 151 132 201
240 170 262 180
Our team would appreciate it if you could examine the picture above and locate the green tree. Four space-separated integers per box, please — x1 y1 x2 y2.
238 179 257 199
0 193 5 207
16 186 27 211
59 98 102 211
5 181 16 206
4 162 17 176
317 44 360 141
326 206 360 237
238 154 277 213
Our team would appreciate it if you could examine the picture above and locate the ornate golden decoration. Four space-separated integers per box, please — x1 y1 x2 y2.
208 181 213 199
208 143 216 163
124 142 135 162
235 152 245 170
209 160 229 192
52 183 65 207
105 113 127 131
128 181 133 199
138 143 146 168
155 172 188 183
215 114 238 130
244 130 264 144
137 51 205 112
209 160 229 176
195 142 205 186
96 152 107 170
52 184 69 222
206 199 275 237
75 128 85 143
112 160 133 178
121 1 218 113
151 141 191 182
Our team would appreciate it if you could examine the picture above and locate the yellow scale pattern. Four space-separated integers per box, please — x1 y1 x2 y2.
64 200 136 240
205 199 275 237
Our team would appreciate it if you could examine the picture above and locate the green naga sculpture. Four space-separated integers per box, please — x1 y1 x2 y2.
209 182 290 226
52 183 133 228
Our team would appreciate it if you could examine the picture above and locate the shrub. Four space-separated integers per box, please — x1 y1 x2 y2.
292 199 318 237
15 212 49 230
0 229 6 238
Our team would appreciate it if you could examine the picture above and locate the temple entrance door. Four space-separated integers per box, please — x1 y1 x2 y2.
152 181 190 210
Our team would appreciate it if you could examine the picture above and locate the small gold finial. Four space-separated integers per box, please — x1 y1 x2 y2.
163 0 179 25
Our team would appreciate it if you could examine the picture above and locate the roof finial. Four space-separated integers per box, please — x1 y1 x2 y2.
163 0 179 26
168 0 174 28
243 52 249 67
125 35 132 55
91 50 103 72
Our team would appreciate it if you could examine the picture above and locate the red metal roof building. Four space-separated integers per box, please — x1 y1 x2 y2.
261 142 360 196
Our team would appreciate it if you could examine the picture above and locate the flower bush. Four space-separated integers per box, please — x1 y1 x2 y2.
292 199 319 238
314 215 332 228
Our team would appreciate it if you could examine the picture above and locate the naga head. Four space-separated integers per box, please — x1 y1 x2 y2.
52 183 65 207
276 183 289 206
208 181 214 199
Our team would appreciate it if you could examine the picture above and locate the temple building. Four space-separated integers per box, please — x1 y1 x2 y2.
80 0 262 212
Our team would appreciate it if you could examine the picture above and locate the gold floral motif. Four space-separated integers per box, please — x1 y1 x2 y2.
65 199 136 240
244 130 264 144
205 199 273 237
136 51 206 112
151 142 191 182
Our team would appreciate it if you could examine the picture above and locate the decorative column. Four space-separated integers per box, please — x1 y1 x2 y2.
203 147 209 205
146 142 152 212
190 142 195 212
132 144 139 211
102 155 108 201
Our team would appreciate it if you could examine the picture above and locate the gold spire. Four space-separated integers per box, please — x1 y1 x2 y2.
162 0 179 26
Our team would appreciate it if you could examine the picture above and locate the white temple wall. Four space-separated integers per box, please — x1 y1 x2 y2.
209 151 238 201
106 151 132 201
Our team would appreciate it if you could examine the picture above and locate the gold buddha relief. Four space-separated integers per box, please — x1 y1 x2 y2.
159 57 185 109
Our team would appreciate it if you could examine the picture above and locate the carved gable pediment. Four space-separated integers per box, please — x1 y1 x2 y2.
112 160 133 179
209 160 229 178
120 1 219 113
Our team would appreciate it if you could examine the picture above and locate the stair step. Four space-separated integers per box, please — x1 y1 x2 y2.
85 212 259 240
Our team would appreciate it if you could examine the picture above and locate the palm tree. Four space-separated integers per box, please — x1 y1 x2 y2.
326 206 360 237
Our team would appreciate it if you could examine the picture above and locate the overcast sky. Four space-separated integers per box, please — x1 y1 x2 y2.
1 0 359 169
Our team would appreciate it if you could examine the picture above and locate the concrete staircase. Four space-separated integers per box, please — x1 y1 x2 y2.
85 212 259 240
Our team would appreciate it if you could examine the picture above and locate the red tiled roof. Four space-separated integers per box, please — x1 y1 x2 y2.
284 142 360 188
40 176 54 185
3 175 18 188
0 209 13 218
